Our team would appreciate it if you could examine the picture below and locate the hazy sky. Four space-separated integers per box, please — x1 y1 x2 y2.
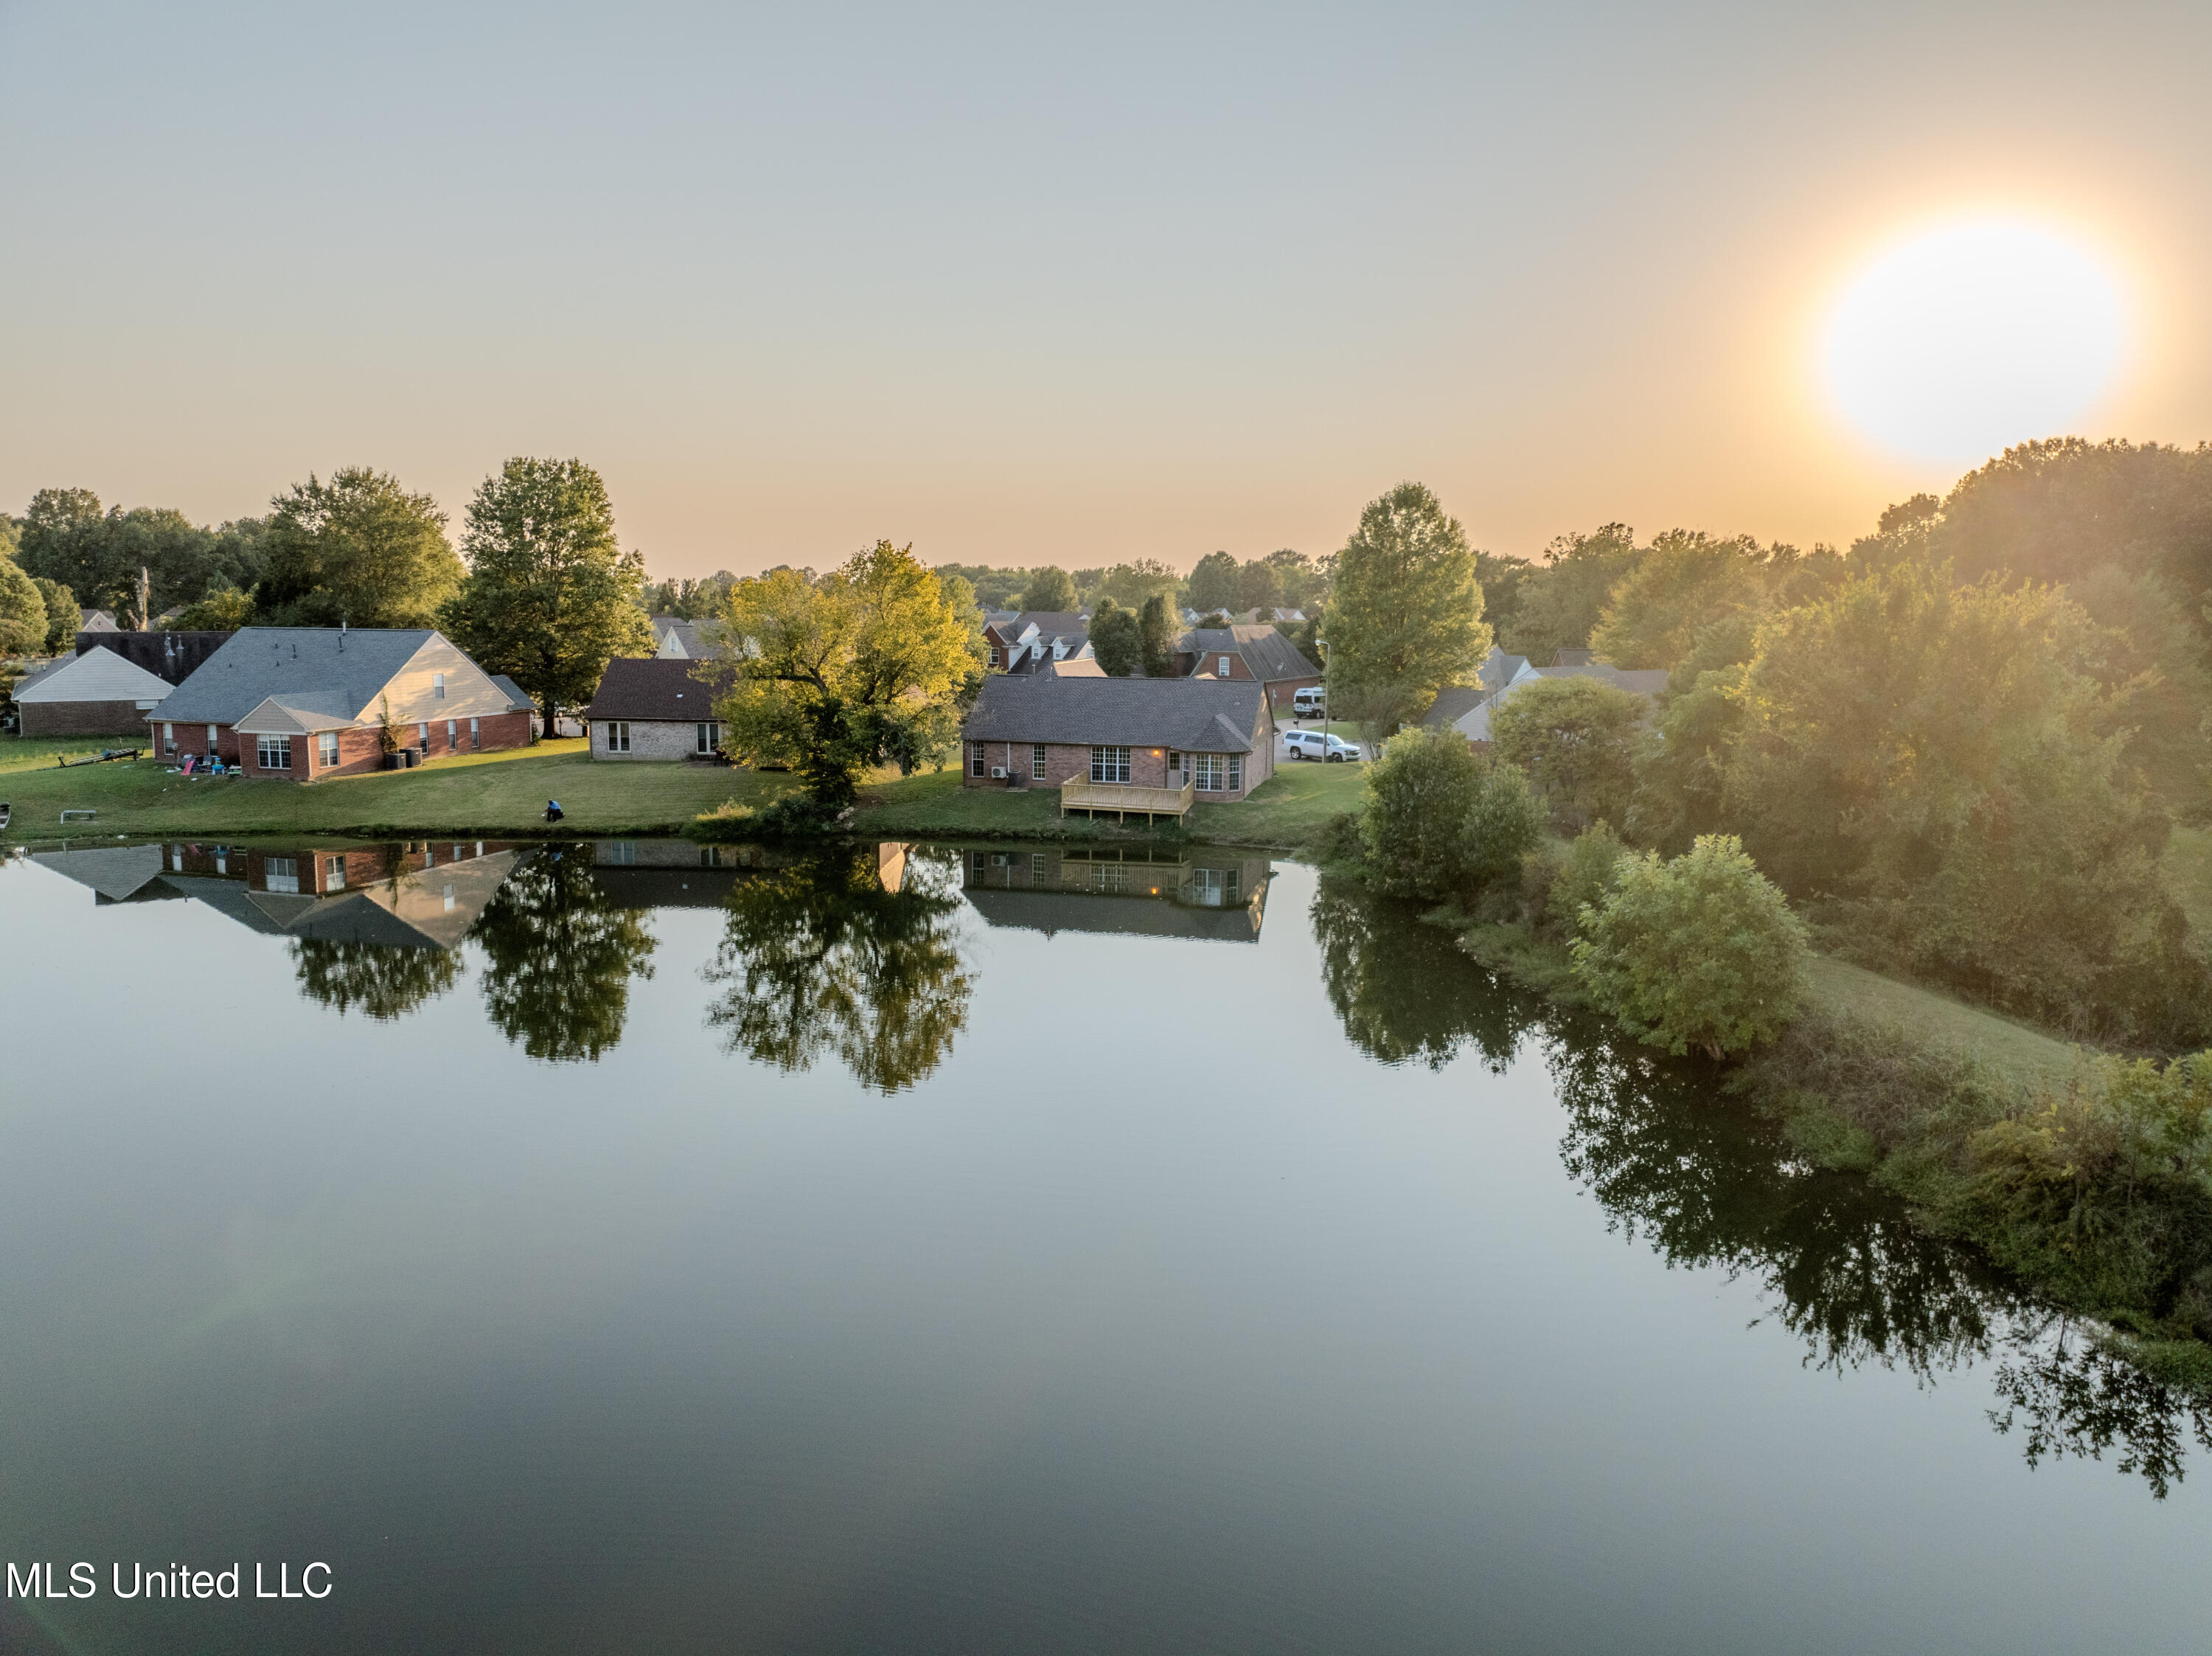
4 1 2208 577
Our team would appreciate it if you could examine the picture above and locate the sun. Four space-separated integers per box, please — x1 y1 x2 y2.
1820 218 2129 465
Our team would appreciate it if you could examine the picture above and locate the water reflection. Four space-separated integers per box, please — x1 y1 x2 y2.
702 842 970 1094
956 844 1273 942
293 937 462 1021
472 846 659 1062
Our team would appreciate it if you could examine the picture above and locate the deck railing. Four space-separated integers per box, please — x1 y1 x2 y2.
1060 777 1196 820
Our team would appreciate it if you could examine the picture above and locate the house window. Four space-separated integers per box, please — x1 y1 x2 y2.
1228 754 1243 792
257 734 292 771
605 841 637 866
1031 852 1047 880
989 647 1002 668
1194 753 1225 790
446 720 456 748
317 731 339 768
263 855 299 894
970 745 987 777
605 722 631 754
1090 745 1131 783
442 883 456 912
162 722 175 752
697 722 720 754
325 860 346 892
1031 744 1047 781
433 672 446 700
417 722 430 748
1219 655 1233 676
206 724 218 748
470 717 481 750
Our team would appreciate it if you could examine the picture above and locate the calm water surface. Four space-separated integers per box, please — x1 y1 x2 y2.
0 837 2207 1655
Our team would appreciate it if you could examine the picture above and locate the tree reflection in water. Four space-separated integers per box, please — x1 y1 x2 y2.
292 937 461 1021
703 844 970 1094
1310 877 1542 1071
1312 872 2212 1494
470 847 659 1062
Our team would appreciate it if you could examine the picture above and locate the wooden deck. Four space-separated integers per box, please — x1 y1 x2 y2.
1060 777 1195 823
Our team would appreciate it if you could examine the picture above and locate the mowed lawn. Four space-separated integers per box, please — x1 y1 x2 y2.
1 734 790 842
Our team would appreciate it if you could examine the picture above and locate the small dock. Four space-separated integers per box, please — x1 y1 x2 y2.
1060 778 1195 824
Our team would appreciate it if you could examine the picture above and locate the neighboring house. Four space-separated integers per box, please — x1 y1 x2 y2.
960 674 1276 803
13 646 176 736
650 614 725 659
1172 624 1321 710
1422 647 1669 745
1238 606 1307 625
151 606 189 629
958 844 1274 943
580 658 736 761
982 610 1093 673
77 608 121 633
79 630 234 686
143 627 534 779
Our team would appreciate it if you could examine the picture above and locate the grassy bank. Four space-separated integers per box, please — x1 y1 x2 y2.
4 731 1371 853
1 735 788 841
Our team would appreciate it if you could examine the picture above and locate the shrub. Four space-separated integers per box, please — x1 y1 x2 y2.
1571 833 1808 1059
1545 822 1624 939
1464 756 1545 886
1359 724 1486 899
1489 674 1647 832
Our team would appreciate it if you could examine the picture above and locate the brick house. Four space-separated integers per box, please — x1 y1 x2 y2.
142 627 534 779
959 674 1276 802
982 610 1094 673
13 646 175 736
1172 625 1320 711
580 657 737 761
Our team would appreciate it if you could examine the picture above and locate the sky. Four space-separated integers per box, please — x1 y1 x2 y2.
4 1 2209 578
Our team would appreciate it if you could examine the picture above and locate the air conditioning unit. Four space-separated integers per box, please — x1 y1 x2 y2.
990 766 1009 779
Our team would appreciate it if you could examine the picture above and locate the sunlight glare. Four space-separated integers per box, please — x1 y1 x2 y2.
1820 219 2128 465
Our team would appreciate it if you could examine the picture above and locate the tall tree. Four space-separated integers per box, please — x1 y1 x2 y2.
254 467 462 627
1020 565 1078 611
1327 481 1490 733
1509 523 1641 661
1187 551 1242 615
714 541 984 806
1138 593 1175 676
1089 599 1142 676
0 555 48 655
1236 557 1284 615
17 488 116 605
30 578 77 653
1588 529 1767 669
439 457 652 737
1099 557 1182 610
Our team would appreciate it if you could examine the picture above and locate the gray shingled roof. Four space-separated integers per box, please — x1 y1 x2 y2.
1477 647 1530 695
1421 685 1491 729
580 657 734 721
490 674 533 712
962 674 1267 753
1178 625 1318 683
147 628 437 725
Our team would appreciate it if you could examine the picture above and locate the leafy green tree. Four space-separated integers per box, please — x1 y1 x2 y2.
1089 599 1142 676
714 541 984 807
1719 561 2209 1043
703 844 972 1093
1237 558 1283 615
1328 481 1490 734
470 848 659 1062
1138 594 1175 676
440 457 653 737
254 467 463 627
1186 551 1242 616
1571 834 1808 1059
1630 618 1754 851
1508 523 1640 661
1589 529 1768 669
1489 675 1647 832
1099 558 1182 610
30 578 76 653
292 937 461 1020
1265 547 1329 610
1465 756 1546 886
2065 567 2212 813
1545 822 1624 939
17 487 114 604
174 586 256 631
1474 549 1532 650
1020 565 1078 611
17 490 266 619
0 555 47 655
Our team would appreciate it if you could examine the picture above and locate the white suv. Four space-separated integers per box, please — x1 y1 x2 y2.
1284 730 1362 762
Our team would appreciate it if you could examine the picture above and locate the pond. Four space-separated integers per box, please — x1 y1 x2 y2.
0 836 2207 1655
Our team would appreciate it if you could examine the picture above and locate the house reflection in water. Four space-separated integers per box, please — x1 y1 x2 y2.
588 838 793 908
957 844 1271 942
32 839 523 947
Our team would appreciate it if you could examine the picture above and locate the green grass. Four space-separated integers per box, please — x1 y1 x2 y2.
2166 824 2212 939
1804 954 2087 1093
1191 758 1366 846
1 734 790 842
0 732 150 775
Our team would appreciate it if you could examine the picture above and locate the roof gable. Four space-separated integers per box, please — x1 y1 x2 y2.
580 656 735 721
15 647 175 704
962 675 1268 753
